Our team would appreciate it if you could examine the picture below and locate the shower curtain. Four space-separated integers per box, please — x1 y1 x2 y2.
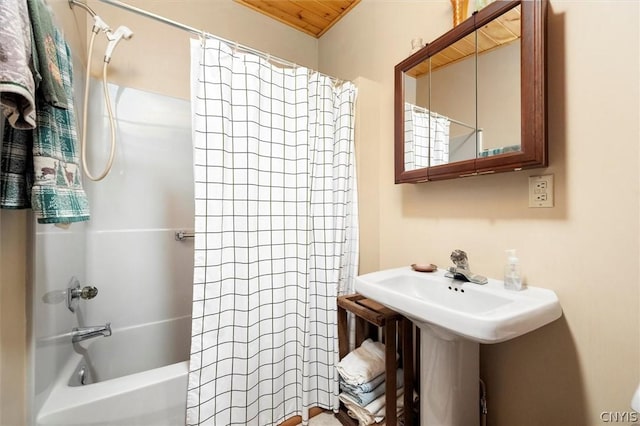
404 102 450 169
187 39 359 426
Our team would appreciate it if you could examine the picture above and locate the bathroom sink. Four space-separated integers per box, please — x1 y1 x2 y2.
354 266 562 343
355 266 563 426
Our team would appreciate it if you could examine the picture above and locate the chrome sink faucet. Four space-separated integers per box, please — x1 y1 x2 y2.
446 249 488 285
71 323 112 343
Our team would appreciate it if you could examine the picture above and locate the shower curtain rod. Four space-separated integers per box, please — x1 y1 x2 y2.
446 116 476 131
411 104 477 131
90 0 344 84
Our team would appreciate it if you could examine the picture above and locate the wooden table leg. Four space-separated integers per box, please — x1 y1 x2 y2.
338 306 348 359
385 320 397 426
403 317 414 426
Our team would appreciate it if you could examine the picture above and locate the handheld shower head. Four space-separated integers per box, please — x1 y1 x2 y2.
111 25 134 41
104 26 134 63
91 15 111 33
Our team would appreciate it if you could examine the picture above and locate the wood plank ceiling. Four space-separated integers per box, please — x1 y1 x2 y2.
407 5 521 78
234 0 361 38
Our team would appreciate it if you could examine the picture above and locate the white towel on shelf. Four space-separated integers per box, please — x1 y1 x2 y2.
337 338 390 385
340 370 386 394
345 405 385 425
366 387 405 417
0 0 36 129
341 368 405 407
340 390 405 425
340 392 384 425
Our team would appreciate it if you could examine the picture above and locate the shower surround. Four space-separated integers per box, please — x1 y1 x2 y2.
31 81 194 424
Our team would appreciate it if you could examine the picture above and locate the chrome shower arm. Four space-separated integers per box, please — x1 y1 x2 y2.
68 0 97 18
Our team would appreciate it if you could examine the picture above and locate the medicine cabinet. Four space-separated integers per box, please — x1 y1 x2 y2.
394 0 547 183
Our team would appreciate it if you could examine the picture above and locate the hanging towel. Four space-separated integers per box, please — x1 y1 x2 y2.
26 0 68 109
30 26 89 224
337 338 394 386
0 121 33 208
0 0 37 128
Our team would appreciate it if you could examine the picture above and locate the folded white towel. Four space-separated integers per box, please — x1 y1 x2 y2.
340 393 384 425
0 0 36 129
340 370 386 394
366 387 404 416
337 338 390 386
340 368 405 407
340 391 405 425
345 405 378 425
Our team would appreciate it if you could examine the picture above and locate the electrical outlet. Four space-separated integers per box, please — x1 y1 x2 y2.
529 174 554 208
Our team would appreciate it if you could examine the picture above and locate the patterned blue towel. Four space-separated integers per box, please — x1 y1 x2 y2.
30 26 89 224
0 121 33 208
340 368 404 407
26 0 69 109
1 7 89 223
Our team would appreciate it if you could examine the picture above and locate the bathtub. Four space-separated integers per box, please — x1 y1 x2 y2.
37 316 191 426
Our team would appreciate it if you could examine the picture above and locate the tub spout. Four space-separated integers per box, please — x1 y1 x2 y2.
72 323 112 343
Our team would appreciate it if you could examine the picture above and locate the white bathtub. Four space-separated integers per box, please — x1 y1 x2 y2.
37 316 191 426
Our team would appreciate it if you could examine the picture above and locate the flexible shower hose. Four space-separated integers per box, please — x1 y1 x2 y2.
81 29 117 181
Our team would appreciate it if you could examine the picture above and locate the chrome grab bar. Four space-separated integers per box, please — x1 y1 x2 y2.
175 230 195 241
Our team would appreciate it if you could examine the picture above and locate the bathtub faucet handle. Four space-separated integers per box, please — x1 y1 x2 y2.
78 286 99 300
67 276 99 313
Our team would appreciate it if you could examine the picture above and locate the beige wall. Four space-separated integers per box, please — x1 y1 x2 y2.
0 211 27 426
1 1 317 424
3 0 639 425
84 0 319 99
320 0 639 425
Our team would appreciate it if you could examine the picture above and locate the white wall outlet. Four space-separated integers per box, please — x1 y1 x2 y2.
528 174 554 208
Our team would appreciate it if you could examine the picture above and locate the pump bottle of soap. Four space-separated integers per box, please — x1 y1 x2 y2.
504 249 523 291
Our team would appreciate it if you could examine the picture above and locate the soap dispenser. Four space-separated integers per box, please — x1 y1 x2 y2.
504 249 523 291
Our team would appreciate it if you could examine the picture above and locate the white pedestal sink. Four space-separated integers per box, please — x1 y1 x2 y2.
355 267 562 426
632 383 640 412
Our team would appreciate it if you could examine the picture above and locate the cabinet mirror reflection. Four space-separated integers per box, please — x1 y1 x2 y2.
395 0 546 183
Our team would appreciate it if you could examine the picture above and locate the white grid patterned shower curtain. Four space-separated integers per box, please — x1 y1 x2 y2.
404 102 450 168
187 39 358 426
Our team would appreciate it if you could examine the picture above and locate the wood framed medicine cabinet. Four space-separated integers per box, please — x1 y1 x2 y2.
394 0 547 183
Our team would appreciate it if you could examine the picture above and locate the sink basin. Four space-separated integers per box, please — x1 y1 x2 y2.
355 266 562 343
355 266 563 426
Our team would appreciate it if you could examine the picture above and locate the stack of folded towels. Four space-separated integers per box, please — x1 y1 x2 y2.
336 338 405 425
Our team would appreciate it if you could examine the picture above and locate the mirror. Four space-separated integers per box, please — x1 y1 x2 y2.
395 0 547 183
431 31 477 165
477 5 521 159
